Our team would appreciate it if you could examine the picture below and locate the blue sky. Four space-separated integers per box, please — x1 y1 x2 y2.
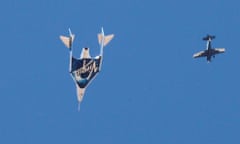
0 0 240 143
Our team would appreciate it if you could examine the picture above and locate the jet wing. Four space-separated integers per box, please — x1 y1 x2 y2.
70 57 101 107
193 50 208 58
213 48 225 55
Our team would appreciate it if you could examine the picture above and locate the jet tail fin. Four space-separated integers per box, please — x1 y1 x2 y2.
98 27 114 57
98 34 114 47
60 28 75 49
98 27 114 47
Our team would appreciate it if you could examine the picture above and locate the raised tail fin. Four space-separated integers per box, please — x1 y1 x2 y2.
98 27 114 47
60 28 75 49
98 33 114 47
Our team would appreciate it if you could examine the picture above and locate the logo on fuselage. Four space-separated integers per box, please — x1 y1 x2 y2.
74 59 99 81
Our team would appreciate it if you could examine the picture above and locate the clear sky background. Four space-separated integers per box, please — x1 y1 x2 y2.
0 0 240 143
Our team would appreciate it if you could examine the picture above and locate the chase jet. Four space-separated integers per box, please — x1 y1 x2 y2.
193 35 225 62
60 28 114 110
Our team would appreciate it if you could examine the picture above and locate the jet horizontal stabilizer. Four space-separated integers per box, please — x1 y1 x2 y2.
203 35 215 41
59 29 75 49
98 34 114 47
